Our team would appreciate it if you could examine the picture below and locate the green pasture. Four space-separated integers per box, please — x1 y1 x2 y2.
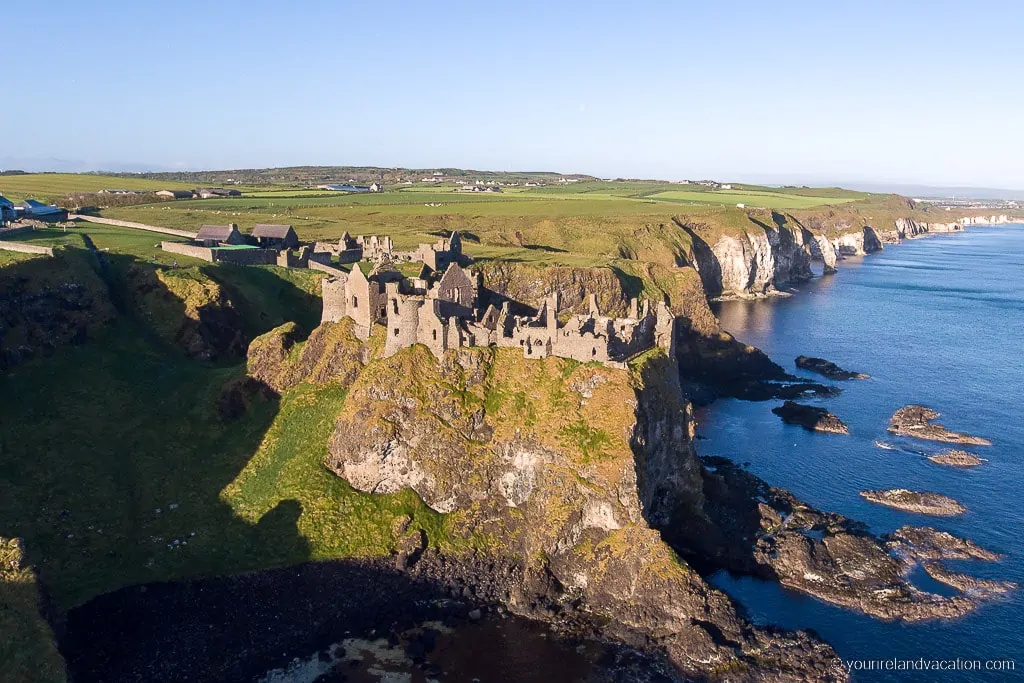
0 174 194 202
648 188 860 209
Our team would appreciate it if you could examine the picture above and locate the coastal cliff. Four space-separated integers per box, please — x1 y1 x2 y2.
679 212 816 298
249 318 844 681
678 206 1013 298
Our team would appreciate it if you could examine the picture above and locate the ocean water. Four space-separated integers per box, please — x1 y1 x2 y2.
699 226 1024 681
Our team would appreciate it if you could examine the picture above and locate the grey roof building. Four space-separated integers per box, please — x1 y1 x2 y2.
196 223 245 245
252 224 299 249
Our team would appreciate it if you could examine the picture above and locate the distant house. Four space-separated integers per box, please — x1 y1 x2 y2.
16 199 68 222
156 189 194 199
317 184 371 193
98 189 140 195
0 195 15 223
195 187 241 199
196 223 246 246
252 224 299 249
369 182 382 192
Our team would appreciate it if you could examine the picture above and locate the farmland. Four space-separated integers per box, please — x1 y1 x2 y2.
1 172 908 270
0 174 194 202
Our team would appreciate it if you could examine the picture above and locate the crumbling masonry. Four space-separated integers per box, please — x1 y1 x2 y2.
321 234 675 368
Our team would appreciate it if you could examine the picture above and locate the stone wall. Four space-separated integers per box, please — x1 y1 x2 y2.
321 277 349 324
276 246 310 268
160 242 214 262
0 241 54 257
71 215 197 239
309 260 347 278
0 226 34 239
212 248 278 265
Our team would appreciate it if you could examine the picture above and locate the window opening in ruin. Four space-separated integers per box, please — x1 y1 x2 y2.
394 328 400 336
352 296 358 308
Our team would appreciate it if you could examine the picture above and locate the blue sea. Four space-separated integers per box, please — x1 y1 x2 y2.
700 226 1024 681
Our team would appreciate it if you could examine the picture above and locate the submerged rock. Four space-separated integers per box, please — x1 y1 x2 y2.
887 405 991 446
772 401 849 434
795 356 869 380
927 450 984 467
860 489 966 516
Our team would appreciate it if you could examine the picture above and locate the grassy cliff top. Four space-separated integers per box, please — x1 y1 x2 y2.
89 181 909 268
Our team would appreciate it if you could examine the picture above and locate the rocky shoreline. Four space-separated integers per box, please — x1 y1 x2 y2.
62 553 696 683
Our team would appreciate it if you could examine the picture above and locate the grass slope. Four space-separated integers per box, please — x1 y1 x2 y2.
0 320 448 611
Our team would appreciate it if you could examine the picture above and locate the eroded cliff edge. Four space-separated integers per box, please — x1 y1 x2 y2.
249 318 845 681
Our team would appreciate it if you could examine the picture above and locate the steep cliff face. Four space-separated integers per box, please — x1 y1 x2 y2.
831 226 884 256
307 336 841 680
680 213 818 298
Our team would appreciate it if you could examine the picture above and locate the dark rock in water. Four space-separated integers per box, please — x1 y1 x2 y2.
772 401 849 434
885 526 1001 562
795 356 869 380
921 561 1017 597
860 489 966 516
887 405 991 446
927 450 984 467
688 457 985 622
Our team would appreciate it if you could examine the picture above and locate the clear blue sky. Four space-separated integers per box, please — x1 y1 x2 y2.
4 0 1022 188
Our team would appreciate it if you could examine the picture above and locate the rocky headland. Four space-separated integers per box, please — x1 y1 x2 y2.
242 317 847 682
795 355 869 380
860 489 967 516
771 401 849 434
888 405 992 446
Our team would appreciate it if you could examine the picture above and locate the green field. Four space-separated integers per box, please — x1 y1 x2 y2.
94 180 895 270
0 174 195 202
648 188 860 209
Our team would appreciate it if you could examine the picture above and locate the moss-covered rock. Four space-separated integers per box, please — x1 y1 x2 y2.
125 264 246 360
320 343 843 679
0 538 67 683
0 251 115 371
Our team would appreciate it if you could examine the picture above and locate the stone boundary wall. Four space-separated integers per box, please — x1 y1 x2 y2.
214 248 278 265
0 241 54 256
0 226 34 239
71 215 197 239
309 260 347 277
160 242 214 262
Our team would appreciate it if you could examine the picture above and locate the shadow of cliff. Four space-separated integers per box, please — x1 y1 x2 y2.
672 218 723 298
62 559 445 683
0 250 332 680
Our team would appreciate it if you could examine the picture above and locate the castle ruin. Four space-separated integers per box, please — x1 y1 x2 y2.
321 232 676 368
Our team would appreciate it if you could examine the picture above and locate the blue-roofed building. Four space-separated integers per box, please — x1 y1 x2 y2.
0 195 15 223
16 199 68 222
